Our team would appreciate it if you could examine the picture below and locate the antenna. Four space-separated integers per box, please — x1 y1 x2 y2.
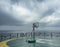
33 22 39 28
32 22 39 42
27 22 39 43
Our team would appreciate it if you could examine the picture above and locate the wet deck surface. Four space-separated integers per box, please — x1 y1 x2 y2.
7 37 60 47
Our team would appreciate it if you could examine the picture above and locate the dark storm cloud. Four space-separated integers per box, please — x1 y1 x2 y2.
47 20 60 27
10 0 20 4
39 22 48 27
10 0 45 4
37 0 45 2
0 9 23 25
40 8 55 19
0 0 60 30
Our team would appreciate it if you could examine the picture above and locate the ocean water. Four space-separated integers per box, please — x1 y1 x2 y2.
7 37 60 47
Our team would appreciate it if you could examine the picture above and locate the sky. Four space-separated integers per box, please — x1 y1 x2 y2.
0 0 60 32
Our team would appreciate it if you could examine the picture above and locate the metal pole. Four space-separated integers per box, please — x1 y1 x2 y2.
44 32 45 39
10 33 11 39
17 33 18 38
51 32 52 39
33 27 35 40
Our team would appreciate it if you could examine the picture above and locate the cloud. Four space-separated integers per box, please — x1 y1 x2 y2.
0 0 60 28
0 8 23 25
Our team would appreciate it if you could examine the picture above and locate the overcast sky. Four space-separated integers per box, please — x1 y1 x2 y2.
0 0 60 32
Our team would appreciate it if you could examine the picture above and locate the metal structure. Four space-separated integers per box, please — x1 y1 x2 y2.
28 22 39 43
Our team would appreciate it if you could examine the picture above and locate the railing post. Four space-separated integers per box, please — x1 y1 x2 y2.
17 33 19 38
51 32 52 39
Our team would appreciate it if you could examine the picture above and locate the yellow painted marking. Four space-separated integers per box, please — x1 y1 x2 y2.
0 38 16 47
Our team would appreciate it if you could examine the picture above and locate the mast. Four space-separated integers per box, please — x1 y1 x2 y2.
27 22 39 43
32 22 39 41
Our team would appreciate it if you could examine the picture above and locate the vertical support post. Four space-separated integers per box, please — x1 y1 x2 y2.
17 33 18 38
1 34 2 41
44 32 45 39
10 33 11 39
51 32 52 39
31 32 32 38
19 33 20 36
32 26 36 47
33 26 35 40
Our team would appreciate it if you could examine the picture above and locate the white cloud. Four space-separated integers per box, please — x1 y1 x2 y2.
40 15 60 23
11 5 39 23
